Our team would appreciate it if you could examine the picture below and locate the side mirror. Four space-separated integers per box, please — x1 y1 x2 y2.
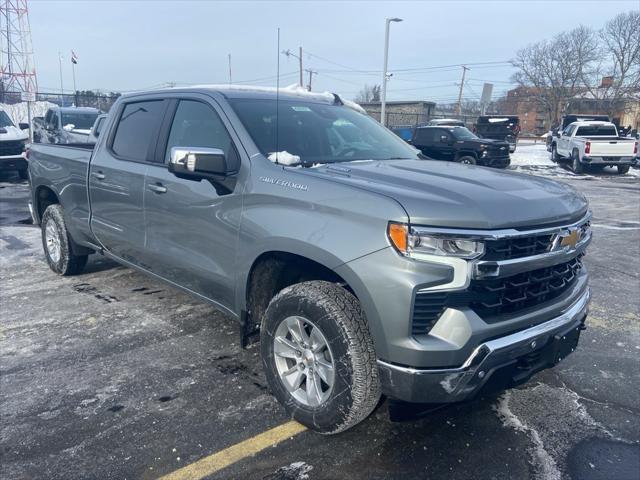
19 122 30 130
169 146 231 179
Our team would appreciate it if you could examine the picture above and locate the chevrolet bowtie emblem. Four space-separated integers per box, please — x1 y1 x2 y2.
551 228 581 252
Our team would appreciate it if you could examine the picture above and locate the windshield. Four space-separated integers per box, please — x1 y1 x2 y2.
0 111 15 128
450 127 478 140
575 125 618 137
229 99 419 165
61 112 99 130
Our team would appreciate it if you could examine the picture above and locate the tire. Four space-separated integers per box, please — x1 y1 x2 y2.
18 169 28 180
617 165 630 175
457 155 476 165
41 204 88 275
261 280 381 434
571 150 583 174
551 145 559 163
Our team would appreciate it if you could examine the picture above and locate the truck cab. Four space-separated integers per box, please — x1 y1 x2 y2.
33 106 100 144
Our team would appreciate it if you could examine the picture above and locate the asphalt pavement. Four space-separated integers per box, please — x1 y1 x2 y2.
1 145 639 480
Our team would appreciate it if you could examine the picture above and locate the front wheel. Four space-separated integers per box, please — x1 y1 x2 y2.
457 155 476 165
261 281 381 434
617 165 630 175
41 204 88 275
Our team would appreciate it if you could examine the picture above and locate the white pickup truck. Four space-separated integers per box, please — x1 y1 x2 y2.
550 121 637 174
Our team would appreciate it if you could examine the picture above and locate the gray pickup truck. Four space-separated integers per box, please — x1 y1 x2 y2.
28 86 591 434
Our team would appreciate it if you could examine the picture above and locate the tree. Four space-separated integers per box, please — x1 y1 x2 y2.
512 25 599 125
355 84 381 103
577 11 640 117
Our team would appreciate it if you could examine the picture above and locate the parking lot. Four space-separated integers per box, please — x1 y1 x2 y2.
1 143 639 480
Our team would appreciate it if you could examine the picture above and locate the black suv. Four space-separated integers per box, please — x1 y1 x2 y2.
411 126 511 168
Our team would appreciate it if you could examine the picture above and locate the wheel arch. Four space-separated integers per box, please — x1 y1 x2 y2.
34 184 60 224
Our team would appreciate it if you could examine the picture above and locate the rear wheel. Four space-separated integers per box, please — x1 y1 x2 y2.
617 165 630 175
261 281 381 434
571 150 583 174
41 204 88 275
457 155 476 165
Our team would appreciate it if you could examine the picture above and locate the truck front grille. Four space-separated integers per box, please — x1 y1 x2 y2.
411 255 584 336
483 234 554 260
0 140 25 156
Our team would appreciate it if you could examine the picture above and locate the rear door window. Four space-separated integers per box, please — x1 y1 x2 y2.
111 100 166 162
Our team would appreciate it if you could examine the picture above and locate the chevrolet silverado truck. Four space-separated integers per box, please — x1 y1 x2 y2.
0 107 30 179
28 86 591 434
32 106 100 144
411 125 511 168
550 121 637 174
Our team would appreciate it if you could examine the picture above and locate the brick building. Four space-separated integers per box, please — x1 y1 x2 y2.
499 86 548 135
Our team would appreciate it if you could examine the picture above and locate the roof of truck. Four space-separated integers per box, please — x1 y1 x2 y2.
50 106 101 113
123 84 366 113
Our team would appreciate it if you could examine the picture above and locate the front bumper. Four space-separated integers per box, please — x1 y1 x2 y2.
378 288 589 403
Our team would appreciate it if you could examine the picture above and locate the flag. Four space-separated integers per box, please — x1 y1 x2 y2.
71 50 78 64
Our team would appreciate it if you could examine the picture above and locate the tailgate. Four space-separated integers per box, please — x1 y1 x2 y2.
589 140 635 156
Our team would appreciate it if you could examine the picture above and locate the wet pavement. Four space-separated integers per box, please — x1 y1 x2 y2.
1 146 639 479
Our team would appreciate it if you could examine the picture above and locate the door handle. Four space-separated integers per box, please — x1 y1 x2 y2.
91 171 105 180
148 183 167 194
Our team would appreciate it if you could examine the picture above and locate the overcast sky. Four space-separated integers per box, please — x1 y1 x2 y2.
30 0 638 102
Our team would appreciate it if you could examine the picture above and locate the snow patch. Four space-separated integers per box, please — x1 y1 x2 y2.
268 151 300 165
494 391 561 480
270 462 313 480
188 83 366 113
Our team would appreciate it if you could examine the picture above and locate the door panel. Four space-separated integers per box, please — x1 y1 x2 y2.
142 99 242 309
89 99 167 265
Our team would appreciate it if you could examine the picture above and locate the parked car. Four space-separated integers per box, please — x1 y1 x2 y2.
86 114 107 145
33 106 100 144
411 125 511 167
475 115 520 153
550 121 637 174
0 107 30 179
29 86 591 434
425 118 465 127
546 115 611 152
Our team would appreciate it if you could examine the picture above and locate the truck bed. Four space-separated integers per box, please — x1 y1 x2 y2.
28 143 95 247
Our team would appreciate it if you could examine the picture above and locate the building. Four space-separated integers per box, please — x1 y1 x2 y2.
499 86 548 135
359 100 436 127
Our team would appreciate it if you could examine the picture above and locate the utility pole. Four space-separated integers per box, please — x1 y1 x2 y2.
381 17 403 127
298 46 303 88
456 65 469 116
305 69 317 91
228 53 232 84
281 48 304 88
58 51 64 98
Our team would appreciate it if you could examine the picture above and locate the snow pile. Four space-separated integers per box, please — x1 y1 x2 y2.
0 101 58 124
268 151 301 165
190 83 367 114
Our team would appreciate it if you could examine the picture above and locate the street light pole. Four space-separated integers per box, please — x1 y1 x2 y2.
381 17 402 127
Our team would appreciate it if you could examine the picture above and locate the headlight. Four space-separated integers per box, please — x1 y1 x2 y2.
388 223 484 259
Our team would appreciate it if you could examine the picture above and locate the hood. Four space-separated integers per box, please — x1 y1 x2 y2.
0 125 28 141
298 159 588 229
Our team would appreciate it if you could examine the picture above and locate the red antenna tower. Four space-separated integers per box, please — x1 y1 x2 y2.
0 0 37 93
